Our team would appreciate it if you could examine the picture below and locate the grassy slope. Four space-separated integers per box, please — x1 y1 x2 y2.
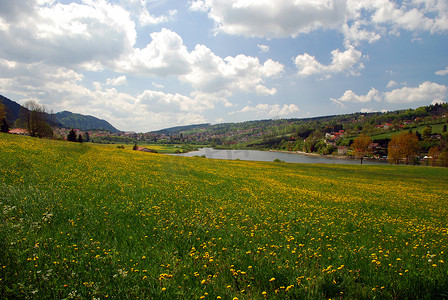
370 122 448 140
1 133 448 299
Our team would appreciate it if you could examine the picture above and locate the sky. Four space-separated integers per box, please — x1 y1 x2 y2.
0 0 447 132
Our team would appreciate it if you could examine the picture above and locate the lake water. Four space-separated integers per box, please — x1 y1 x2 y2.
173 148 388 165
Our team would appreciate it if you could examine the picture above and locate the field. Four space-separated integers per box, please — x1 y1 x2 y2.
1 133 448 299
99 143 200 154
369 122 448 140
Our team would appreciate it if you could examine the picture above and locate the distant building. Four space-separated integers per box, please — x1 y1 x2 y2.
135 146 157 153
9 128 28 135
338 146 348 156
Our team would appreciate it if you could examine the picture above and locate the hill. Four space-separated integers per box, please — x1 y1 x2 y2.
1 133 448 299
55 111 119 132
0 95 22 126
152 123 211 135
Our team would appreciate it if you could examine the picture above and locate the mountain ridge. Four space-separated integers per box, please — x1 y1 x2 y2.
55 110 119 132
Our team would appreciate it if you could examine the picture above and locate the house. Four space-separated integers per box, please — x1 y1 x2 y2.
135 146 157 153
9 128 28 135
338 146 348 155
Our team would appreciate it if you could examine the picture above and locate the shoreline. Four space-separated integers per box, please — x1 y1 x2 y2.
268 149 349 160
268 149 387 162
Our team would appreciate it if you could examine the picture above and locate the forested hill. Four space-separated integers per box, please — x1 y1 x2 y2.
55 111 119 132
152 123 211 135
0 95 21 126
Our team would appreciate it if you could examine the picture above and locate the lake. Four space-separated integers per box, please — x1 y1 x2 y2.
172 148 388 165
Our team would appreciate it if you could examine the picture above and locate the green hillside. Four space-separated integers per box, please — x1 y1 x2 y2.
1 134 448 299
55 111 119 132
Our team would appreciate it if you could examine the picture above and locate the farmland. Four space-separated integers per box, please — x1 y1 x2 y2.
1 133 448 299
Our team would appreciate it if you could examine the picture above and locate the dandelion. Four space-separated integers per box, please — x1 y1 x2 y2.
269 277 275 282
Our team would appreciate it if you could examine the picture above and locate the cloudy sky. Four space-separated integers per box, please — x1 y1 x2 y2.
0 0 447 132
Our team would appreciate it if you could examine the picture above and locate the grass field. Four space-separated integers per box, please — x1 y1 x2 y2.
370 122 448 140
98 143 200 154
1 133 448 299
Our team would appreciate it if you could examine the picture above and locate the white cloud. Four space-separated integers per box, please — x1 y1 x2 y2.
119 0 176 25
106 76 127 86
189 0 210 12
191 0 448 42
332 81 448 107
182 44 284 95
383 81 447 103
136 89 233 113
0 0 136 69
257 44 270 53
190 0 347 38
431 99 446 105
386 80 398 88
114 28 192 76
295 45 364 77
152 82 165 89
114 28 283 96
331 88 381 106
436 66 448 76
366 0 448 33
341 21 382 45
237 103 300 117
361 108 374 113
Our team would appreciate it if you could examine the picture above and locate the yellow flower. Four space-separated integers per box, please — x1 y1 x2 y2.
269 277 275 282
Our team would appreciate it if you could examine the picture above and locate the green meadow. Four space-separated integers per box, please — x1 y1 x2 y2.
1 133 448 299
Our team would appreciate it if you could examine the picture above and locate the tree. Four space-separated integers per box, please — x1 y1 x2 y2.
19 100 52 138
429 147 448 167
133 143 138 150
77 134 83 143
387 136 401 165
0 103 9 133
351 134 372 164
0 119 9 133
387 132 419 165
0 102 6 122
67 129 77 142
428 146 441 167
422 126 432 138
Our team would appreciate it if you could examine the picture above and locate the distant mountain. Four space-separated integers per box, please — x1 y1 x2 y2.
152 123 211 135
0 94 119 132
55 111 119 132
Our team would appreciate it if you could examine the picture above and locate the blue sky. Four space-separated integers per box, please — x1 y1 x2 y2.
0 0 447 132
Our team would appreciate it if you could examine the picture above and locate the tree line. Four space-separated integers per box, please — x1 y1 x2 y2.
0 102 9 133
351 130 448 166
